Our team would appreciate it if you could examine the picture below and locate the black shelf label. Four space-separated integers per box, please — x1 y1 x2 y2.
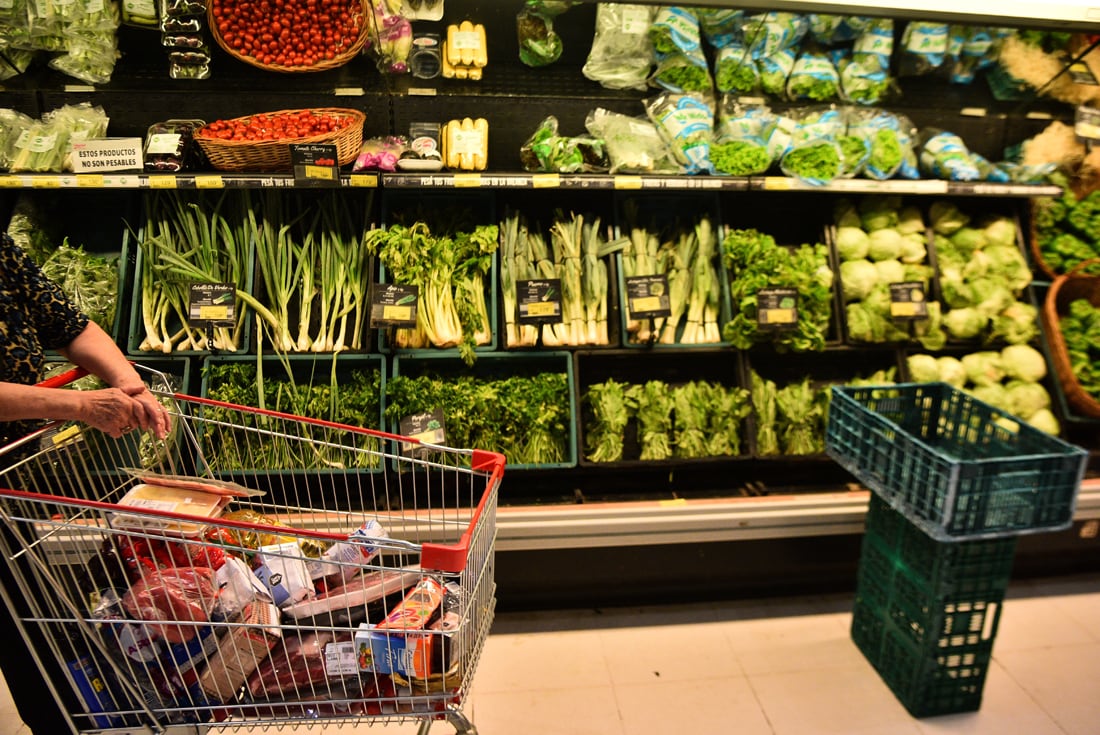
757 288 799 331
369 283 419 327
625 275 672 319
888 281 929 320
517 279 563 325
187 282 235 327
399 409 446 457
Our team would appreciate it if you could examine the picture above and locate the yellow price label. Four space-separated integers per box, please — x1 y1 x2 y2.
349 174 378 187
532 174 560 189
304 165 335 180
453 173 481 188
198 305 230 321
761 308 796 324
0 176 22 188
763 177 794 191
31 176 61 188
76 174 105 188
526 301 558 317
614 176 643 190
631 296 662 313
147 175 178 189
195 175 224 189
659 498 688 507
891 302 920 318
383 305 413 321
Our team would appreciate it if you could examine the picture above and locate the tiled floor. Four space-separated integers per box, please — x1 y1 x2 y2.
2 572 1098 735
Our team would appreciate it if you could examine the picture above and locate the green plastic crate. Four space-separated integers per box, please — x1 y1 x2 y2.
827 382 1088 541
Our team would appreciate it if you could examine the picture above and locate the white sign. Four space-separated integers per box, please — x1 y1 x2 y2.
70 138 143 173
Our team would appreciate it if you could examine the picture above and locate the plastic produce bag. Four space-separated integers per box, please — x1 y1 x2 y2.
0 108 35 170
712 98 774 176
248 629 354 698
741 11 807 60
584 107 682 175
848 108 917 180
787 50 840 101
644 91 716 175
697 7 743 48
714 44 759 95
519 115 608 173
919 129 982 181
808 14 870 45
839 18 893 104
648 7 711 94
836 109 871 178
779 106 844 185
0 46 38 81
898 21 949 77
517 0 575 67
582 3 654 91
757 47 796 97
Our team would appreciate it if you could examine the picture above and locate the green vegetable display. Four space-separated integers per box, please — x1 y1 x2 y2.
722 227 834 352
203 359 383 469
582 378 750 462
1058 298 1100 405
40 240 119 335
385 370 571 466
906 344 1059 434
1033 188 1100 276
781 141 841 183
710 139 771 176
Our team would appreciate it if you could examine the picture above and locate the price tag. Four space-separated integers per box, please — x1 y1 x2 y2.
370 283 419 328
888 282 928 320
291 143 340 186
625 275 672 319
614 176 643 190
31 176 61 188
76 174 105 187
147 175 178 189
399 409 446 457
756 287 799 330
453 173 481 187
763 177 795 191
348 174 378 187
194 175 223 189
0 176 23 188
187 283 236 329
517 279 563 325
532 174 560 189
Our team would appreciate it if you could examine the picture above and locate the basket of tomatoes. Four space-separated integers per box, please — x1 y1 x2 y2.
208 0 368 73
194 108 365 172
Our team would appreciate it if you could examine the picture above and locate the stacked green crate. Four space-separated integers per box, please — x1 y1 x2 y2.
851 494 1017 717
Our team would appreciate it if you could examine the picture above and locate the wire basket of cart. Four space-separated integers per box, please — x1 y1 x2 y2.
0 365 503 734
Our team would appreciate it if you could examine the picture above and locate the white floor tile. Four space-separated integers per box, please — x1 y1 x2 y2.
471 686 625 735
994 641 1100 735
471 628 613 694
599 621 742 684
720 610 859 676
613 676 772 734
993 594 1095 652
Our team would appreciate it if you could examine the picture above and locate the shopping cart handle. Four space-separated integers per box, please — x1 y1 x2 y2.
36 366 90 388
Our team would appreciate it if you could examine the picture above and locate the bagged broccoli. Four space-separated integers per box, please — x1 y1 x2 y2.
786 50 841 102
644 91 716 175
582 3 655 91
585 107 682 175
779 106 843 185
711 99 774 176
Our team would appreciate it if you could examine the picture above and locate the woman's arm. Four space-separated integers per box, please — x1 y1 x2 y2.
57 322 171 438
0 381 143 438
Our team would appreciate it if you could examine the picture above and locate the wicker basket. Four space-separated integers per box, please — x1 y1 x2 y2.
1042 258 1100 418
208 0 369 73
194 108 365 172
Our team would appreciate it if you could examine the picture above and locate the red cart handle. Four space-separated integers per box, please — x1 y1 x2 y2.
35 366 90 389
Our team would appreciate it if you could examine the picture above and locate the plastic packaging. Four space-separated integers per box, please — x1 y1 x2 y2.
644 91 716 175
519 115 608 173
584 107 682 174
779 106 844 185
143 119 205 173
582 2 654 91
712 99 775 176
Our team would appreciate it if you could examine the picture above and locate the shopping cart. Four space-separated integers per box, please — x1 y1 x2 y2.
0 365 503 735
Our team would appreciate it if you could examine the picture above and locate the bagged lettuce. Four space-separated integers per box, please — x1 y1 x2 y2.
697 7 743 48
898 21 949 76
584 107 682 175
787 50 841 101
741 11 807 60
779 106 843 185
919 130 982 181
644 91 715 175
848 108 918 180
714 44 759 94
757 47 796 97
839 18 894 104
649 7 712 94
712 99 775 176
582 3 655 91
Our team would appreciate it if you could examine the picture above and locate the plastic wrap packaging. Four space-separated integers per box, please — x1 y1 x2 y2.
758 47 796 97
644 91 716 175
839 18 894 104
121 567 219 644
0 108 35 170
354 135 407 172
0 46 38 81
712 98 775 176
143 118 204 172
648 6 712 94
847 108 918 181
808 14 871 45
519 115 608 173
517 0 574 67
787 50 840 102
582 3 654 91
584 107 682 175
741 11 807 60
697 7 743 48
919 129 982 181
778 106 844 185
836 108 871 179
714 44 759 95
247 629 356 699
898 21 949 77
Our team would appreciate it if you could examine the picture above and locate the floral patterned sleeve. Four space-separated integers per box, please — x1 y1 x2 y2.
3 233 89 350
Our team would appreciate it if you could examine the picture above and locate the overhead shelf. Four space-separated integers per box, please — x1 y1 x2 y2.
578 0 1100 32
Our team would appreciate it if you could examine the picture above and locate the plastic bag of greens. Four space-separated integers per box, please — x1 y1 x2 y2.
839 18 893 104
517 0 576 67
649 6 704 61
0 46 37 82
836 108 871 178
0 108 35 170
10 118 66 172
714 44 759 94
711 98 774 176
698 7 743 48
582 3 655 91
650 53 713 94
584 107 682 175
644 91 716 175
808 14 871 45
849 108 917 180
947 26 1010 84
919 129 982 181
49 35 119 85
898 21 949 77
779 106 844 185
787 50 841 101
741 11 807 60
519 115 608 173
757 47 796 97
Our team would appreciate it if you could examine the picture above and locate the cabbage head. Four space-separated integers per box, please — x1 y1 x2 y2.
949 227 989 253
930 201 970 235
867 228 903 261
835 226 870 261
1000 343 1047 382
873 258 906 285
936 356 967 388
907 353 940 382
1005 380 1051 419
1026 408 1061 435
840 259 879 302
899 233 927 264
984 217 1017 248
944 306 988 339
897 205 925 235
962 350 1006 386
988 301 1039 345
971 383 1009 412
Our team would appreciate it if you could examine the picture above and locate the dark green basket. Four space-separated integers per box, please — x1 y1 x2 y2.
827 382 1088 541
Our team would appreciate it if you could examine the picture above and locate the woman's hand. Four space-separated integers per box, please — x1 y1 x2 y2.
80 387 171 439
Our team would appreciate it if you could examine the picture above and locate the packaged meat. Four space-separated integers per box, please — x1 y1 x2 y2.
246 629 356 699
121 566 218 644
282 567 422 626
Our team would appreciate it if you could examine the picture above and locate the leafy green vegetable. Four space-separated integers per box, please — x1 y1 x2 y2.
39 239 119 334
781 142 840 184
709 139 771 176
626 380 674 461
1059 298 1100 403
583 378 631 462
